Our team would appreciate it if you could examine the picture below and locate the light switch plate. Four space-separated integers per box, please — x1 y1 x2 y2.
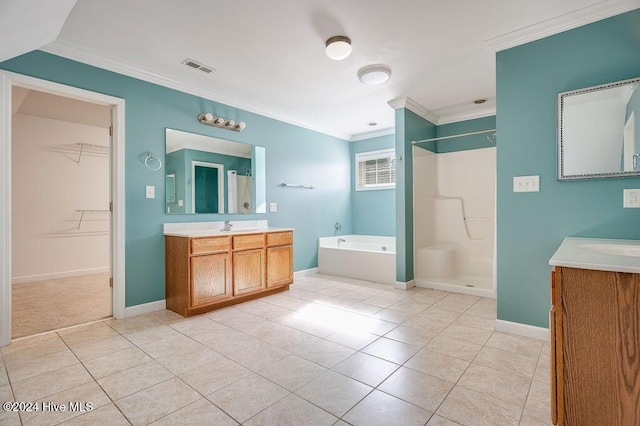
270 202 277 212
145 185 155 199
623 189 640 208
513 176 540 192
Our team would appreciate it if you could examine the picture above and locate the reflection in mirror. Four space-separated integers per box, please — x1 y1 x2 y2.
165 129 266 214
558 76 640 180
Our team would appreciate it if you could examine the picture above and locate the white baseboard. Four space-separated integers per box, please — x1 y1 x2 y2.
294 267 318 277
12 267 110 284
495 319 550 341
395 280 415 290
125 300 166 318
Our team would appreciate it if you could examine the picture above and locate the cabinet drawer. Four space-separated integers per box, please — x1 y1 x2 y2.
267 231 293 247
191 236 230 255
233 233 265 251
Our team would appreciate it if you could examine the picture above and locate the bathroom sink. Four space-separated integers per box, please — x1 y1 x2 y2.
578 244 640 258
220 228 259 232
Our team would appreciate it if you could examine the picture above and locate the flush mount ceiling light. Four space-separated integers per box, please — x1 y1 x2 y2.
198 113 246 132
358 65 392 85
325 36 352 60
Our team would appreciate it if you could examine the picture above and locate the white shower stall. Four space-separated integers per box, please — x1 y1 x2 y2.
413 145 496 297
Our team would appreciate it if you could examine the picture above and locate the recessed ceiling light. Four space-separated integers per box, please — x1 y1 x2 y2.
325 36 352 60
473 98 487 104
358 65 391 85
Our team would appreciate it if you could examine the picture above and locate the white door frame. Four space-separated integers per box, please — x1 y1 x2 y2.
0 70 126 347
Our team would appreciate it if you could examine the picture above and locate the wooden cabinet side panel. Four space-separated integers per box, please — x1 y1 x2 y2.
165 236 190 316
267 245 293 288
233 249 266 296
613 272 640 426
562 267 618 425
551 267 562 425
190 253 232 307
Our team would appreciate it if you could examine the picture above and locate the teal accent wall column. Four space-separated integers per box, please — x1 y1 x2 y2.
1 51 353 307
351 133 396 236
395 108 436 283
496 10 640 328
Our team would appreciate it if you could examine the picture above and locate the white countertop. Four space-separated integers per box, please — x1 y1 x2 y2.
549 237 640 274
163 220 293 237
164 227 293 238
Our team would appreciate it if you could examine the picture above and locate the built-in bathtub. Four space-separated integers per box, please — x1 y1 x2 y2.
318 235 396 285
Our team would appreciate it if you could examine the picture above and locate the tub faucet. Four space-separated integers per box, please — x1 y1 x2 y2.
220 220 233 231
338 238 346 244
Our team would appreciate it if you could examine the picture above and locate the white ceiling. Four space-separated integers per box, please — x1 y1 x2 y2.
24 0 640 139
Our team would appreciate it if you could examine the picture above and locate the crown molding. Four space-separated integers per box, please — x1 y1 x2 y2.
40 40 353 141
435 98 496 125
388 97 439 125
349 127 395 142
485 0 640 53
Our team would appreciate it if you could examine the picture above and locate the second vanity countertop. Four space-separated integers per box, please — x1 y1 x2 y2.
549 237 640 274
163 220 293 238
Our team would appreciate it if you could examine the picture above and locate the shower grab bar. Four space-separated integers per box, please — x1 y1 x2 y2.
281 183 315 189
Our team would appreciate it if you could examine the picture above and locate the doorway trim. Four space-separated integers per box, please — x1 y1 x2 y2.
0 70 126 346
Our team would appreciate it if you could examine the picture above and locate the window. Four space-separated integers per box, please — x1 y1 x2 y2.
355 148 396 191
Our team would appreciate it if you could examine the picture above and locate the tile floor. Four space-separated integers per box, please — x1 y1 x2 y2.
0 274 552 425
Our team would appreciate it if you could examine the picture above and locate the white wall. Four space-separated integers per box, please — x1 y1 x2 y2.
12 113 110 283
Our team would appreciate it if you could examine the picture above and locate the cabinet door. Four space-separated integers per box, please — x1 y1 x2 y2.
233 248 265 296
190 253 232 307
267 245 293 288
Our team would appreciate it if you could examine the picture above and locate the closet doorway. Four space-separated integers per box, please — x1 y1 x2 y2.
11 88 112 338
0 71 125 346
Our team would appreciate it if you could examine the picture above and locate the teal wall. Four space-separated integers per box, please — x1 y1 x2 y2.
1 51 353 307
350 134 396 236
496 10 640 327
436 116 496 153
395 109 436 283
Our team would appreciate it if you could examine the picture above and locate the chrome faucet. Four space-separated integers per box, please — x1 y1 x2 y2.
338 238 346 244
220 220 233 231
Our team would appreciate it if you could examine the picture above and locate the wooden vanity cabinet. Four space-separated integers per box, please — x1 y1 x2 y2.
232 233 266 296
266 231 294 288
550 266 640 425
165 230 293 317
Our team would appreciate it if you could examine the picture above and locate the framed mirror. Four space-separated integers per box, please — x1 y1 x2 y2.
558 76 640 180
165 128 266 214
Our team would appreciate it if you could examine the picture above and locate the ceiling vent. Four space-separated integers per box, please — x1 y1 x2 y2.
182 59 216 74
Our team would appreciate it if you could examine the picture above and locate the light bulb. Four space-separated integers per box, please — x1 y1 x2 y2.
204 113 214 121
237 122 246 130
214 117 225 125
226 120 236 127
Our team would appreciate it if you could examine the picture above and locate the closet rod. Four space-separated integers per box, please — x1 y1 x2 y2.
412 128 496 144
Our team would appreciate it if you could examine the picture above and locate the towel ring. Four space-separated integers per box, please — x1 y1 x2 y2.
145 153 162 171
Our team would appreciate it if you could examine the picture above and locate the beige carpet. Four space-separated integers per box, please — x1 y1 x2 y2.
12 273 112 339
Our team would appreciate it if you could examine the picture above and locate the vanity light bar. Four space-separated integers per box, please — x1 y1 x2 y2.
198 113 246 132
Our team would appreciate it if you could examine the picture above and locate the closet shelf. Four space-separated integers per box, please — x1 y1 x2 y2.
48 143 109 164
75 209 110 229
